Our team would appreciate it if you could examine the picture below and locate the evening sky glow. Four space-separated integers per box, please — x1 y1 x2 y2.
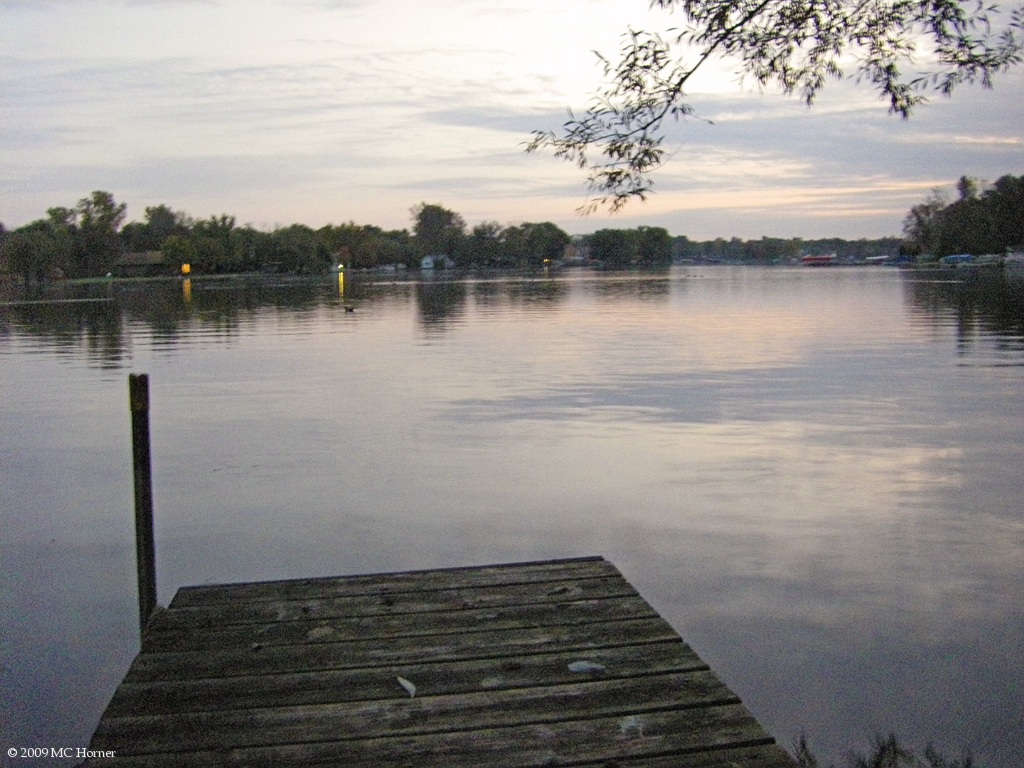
2 0 1023 239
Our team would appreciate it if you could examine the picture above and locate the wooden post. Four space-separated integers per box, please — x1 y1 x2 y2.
129 373 157 639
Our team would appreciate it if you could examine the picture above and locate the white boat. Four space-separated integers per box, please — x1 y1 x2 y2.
1004 252 1024 276
939 253 974 267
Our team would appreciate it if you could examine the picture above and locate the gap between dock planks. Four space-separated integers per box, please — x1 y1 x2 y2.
83 556 797 767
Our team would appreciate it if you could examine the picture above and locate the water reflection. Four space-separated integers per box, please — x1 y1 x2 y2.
0 274 584 360
587 269 673 301
414 280 467 333
470 276 570 312
0 298 127 368
4 268 1024 382
2 267 1023 767
902 270 1024 363
4 267 1024 374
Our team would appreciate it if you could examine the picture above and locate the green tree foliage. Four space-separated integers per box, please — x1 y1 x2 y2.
230 226 275 272
407 210 570 269
160 234 197 269
989 173 1024 248
588 229 638 267
363 233 414 269
2 195 624 278
1 216 77 282
22 192 128 277
934 196 1000 256
191 215 237 272
675 235 900 263
271 224 331 274
157 216 279 274
411 203 466 259
0 227 60 284
588 226 673 266
0 191 128 279
40 207 79 277
903 173 1024 256
525 222 572 267
119 223 149 253
470 222 506 267
902 189 950 258
319 223 415 270
121 205 191 253
499 222 573 268
74 191 127 275
528 1 1024 212
636 225 673 266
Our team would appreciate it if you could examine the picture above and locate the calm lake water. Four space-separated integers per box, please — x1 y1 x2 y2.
2 266 1022 766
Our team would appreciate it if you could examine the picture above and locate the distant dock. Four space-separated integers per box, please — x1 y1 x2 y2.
82 556 796 766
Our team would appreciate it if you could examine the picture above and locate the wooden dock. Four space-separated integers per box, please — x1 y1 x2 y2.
83 556 797 766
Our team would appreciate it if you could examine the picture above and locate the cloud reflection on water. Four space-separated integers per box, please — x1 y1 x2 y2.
2 268 1023 766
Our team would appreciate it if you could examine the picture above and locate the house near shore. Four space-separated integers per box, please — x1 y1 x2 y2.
563 238 590 266
111 251 174 278
420 254 455 270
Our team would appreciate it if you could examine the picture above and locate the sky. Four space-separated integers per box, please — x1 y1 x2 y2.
2 0 1023 240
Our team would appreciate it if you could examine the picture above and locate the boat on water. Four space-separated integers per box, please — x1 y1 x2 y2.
939 253 975 267
1004 252 1024 277
939 253 1008 272
801 254 837 266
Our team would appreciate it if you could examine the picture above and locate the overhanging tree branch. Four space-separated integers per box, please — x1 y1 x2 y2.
527 0 1024 214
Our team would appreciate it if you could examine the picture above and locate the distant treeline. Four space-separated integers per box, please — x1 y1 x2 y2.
903 173 1024 258
3 176 1019 282
0 193 889 282
672 235 903 264
0 197 580 282
0 195 669 281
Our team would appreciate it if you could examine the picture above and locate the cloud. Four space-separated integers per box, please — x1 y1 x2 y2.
423 107 563 135
2 0 1021 235
295 0 367 7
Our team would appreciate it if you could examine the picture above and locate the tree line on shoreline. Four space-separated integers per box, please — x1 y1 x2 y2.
0 196 587 282
0 193 891 282
1 175 1020 283
902 174 1024 258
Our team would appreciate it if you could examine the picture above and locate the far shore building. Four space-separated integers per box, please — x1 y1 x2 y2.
563 238 589 265
111 251 175 278
420 254 455 270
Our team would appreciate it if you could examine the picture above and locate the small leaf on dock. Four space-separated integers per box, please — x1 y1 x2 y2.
619 714 645 736
307 626 334 641
396 675 417 697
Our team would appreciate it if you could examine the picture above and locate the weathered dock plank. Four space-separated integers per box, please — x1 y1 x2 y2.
103 640 709 717
143 592 659 652
128 616 681 681
92 670 740 754
82 556 797 767
169 556 621 606
151 573 644 631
